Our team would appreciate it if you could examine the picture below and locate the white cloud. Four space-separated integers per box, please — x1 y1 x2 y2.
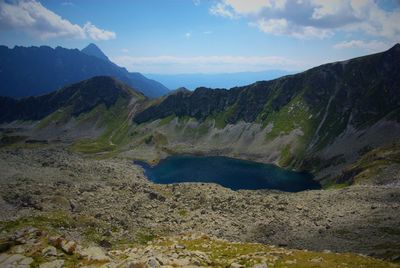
112 55 306 74
222 0 286 14
83 22 116 41
203 31 212 34
0 0 116 40
185 32 191 38
333 40 390 51
209 3 236 19
193 0 201 6
254 18 333 39
210 0 400 40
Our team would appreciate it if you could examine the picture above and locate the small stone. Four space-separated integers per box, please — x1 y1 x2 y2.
147 257 160 268
230 262 244 268
60 240 77 254
13 245 26 254
310 257 323 263
39 259 64 268
253 263 268 268
42 246 58 257
80 246 110 262
174 244 185 250
48 236 63 248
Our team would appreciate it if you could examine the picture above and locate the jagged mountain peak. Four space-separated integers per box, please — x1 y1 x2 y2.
81 43 110 62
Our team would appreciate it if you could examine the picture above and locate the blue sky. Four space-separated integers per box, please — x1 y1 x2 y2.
1 0 399 74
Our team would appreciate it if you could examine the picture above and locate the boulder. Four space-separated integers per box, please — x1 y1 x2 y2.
42 246 58 257
60 240 77 254
80 246 110 262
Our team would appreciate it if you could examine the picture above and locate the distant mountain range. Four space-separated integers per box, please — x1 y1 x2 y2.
0 44 169 98
146 70 291 90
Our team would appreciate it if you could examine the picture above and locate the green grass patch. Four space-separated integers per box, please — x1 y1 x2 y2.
135 231 157 245
178 209 188 217
279 144 293 167
158 114 175 126
71 97 133 154
36 107 72 129
0 212 75 233
208 105 236 129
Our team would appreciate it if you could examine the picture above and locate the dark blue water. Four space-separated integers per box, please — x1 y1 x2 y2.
135 155 320 192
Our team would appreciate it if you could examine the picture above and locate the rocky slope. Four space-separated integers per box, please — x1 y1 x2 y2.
0 146 399 267
1 228 398 268
0 44 169 98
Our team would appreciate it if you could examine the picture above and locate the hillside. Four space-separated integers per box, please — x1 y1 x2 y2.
0 76 146 153
0 44 169 98
131 44 400 185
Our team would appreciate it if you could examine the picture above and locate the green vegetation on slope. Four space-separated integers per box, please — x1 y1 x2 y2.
71 97 132 154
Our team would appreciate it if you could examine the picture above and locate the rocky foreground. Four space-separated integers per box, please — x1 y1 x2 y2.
0 146 400 267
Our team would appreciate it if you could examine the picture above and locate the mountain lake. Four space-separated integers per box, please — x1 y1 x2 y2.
134 155 320 192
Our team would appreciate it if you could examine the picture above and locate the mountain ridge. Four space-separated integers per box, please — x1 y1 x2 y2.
0 76 143 123
0 44 169 98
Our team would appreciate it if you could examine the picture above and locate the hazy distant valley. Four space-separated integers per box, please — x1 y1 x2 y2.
0 43 400 268
145 70 291 90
